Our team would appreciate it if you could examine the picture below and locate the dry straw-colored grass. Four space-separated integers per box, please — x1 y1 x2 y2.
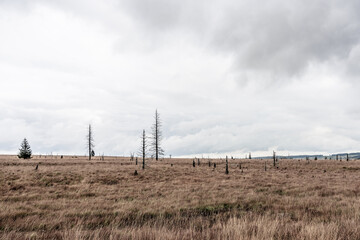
1 155 360 239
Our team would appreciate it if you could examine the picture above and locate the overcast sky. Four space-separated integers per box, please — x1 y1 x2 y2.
1 0 360 157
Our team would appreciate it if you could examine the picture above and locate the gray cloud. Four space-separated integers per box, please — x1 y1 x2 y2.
1 0 360 157
5 0 358 80
119 0 360 80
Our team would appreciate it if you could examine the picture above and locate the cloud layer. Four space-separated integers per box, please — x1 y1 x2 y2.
0 0 360 157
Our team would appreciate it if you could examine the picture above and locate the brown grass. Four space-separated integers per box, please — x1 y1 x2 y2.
1 155 360 239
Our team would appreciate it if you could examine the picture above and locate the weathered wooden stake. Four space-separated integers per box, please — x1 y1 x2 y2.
225 156 229 174
273 151 276 167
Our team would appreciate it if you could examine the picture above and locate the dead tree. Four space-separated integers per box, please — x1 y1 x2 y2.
86 124 94 161
151 110 164 160
138 129 147 170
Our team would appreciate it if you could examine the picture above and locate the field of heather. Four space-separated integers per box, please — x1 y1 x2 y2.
1 155 360 239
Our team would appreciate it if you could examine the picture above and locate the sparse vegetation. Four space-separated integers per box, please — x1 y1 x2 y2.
1 155 360 239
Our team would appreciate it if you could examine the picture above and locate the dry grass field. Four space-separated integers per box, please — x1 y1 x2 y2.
1 155 360 239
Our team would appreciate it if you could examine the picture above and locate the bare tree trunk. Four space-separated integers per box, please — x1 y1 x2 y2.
155 114 158 160
87 124 94 161
142 129 146 170
137 129 147 170
151 110 164 160
88 126 91 161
